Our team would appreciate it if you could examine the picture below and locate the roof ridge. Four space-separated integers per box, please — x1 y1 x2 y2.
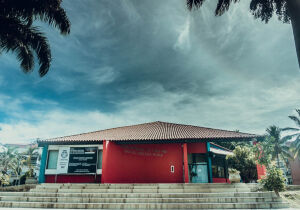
155 121 258 136
44 121 163 141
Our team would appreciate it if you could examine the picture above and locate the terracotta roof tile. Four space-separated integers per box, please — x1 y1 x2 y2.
39 121 262 143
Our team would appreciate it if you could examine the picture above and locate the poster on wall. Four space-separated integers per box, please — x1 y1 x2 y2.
67 147 97 173
57 147 70 174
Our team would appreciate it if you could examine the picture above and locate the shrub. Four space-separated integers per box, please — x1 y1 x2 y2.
226 146 258 183
259 166 286 196
0 172 10 186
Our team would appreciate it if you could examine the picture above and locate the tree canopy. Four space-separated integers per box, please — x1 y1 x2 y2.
0 0 70 77
187 0 300 67
226 145 258 183
186 0 290 23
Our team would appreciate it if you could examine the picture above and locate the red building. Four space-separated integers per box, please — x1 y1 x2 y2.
38 121 261 184
289 157 300 185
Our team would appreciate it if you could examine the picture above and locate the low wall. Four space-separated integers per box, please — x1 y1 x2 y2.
0 184 36 192
45 175 101 183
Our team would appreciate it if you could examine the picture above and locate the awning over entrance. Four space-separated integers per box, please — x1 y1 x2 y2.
210 147 233 156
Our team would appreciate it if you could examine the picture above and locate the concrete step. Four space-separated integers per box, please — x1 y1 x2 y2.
40 183 251 186
0 183 288 209
0 191 276 198
35 185 253 190
0 196 283 203
0 201 290 209
37 184 257 190
37 183 254 189
30 188 252 193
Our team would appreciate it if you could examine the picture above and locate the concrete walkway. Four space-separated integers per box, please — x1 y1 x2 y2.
0 208 296 210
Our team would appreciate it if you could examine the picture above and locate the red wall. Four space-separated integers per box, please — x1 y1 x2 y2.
290 158 300 185
187 142 206 154
257 164 267 180
102 142 183 183
45 175 101 183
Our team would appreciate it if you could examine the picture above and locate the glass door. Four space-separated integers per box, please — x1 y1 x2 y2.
190 163 208 183
188 154 208 183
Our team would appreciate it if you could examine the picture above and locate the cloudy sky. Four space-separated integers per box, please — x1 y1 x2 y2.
0 0 299 144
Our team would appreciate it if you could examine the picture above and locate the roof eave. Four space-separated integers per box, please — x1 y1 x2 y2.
37 135 265 147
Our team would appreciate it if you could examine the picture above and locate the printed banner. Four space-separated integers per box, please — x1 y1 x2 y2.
56 147 70 174
67 147 97 173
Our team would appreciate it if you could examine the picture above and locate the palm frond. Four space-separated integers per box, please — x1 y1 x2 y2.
187 0 206 11
296 109 300 117
27 28 52 76
16 43 34 72
0 0 70 34
266 125 281 140
215 0 239 16
39 7 71 35
250 0 275 23
273 0 290 23
289 115 300 127
280 145 292 153
0 0 70 76
0 16 51 77
281 127 300 131
292 137 300 148
280 133 299 143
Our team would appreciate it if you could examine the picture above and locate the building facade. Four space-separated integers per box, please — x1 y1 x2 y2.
38 121 261 184
289 157 300 185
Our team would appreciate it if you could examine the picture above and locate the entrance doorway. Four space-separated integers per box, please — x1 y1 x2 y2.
188 154 208 183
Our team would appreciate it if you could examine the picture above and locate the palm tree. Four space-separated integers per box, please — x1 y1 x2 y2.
23 144 39 178
186 0 300 68
0 0 70 77
282 109 300 158
0 147 16 173
10 152 25 185
265 125 293 168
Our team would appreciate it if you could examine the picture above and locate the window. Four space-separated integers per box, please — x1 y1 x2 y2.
212 165 225 178
47 150 58 169
97 150 103 169
188 154 207 164
211 156 226 178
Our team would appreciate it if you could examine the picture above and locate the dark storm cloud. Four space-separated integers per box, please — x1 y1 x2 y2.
0 0 299 143
42 0 225 104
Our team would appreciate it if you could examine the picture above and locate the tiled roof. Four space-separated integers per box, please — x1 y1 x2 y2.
39 121 262 144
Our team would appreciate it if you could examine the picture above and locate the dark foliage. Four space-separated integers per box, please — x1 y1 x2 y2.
0 0 70 77
187 0 290 24
226 146 258 183
19 175 26 185
259 166 285 196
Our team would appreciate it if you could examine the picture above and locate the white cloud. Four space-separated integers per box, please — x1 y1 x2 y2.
1 76 300 144
120 0 141 23
88 66 118 85
174 16 191 52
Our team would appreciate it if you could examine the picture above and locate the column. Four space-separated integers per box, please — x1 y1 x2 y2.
183 143 189 183
206 142 213 183
38 144 48 183
101 140 106 183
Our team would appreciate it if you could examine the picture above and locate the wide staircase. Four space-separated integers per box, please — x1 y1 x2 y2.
0 183 289 209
